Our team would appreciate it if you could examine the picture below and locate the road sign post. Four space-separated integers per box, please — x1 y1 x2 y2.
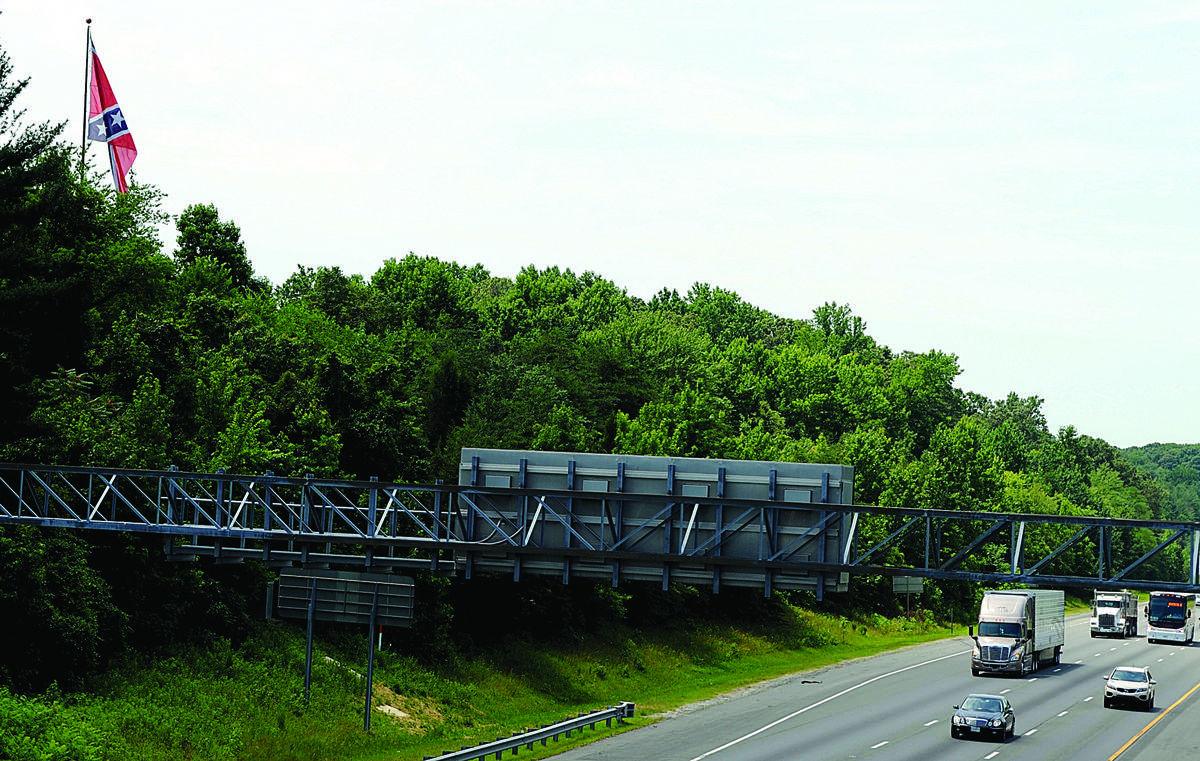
364 585 379 732
304 577 317 704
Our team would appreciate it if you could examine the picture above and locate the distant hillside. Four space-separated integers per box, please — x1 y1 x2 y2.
1123 443 1200 521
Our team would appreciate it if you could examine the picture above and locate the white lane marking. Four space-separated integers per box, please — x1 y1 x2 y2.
1058 710 1069 717
684 648 971 761
1025 728 1038 736
1028 677 1039 682
870 741 888 749
985 753 1000 760
1075 659 1084 664
1123 643 1130 646
1001 689 1012 694
1054 668 1062 673
1158 658 1164 662
1084 696 1094 702
1094 653 1103 657
1170 652 1176 657
923 720 938 727
1110 647 1117 651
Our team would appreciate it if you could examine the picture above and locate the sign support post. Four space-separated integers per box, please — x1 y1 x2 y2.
304 577 317 704
364 586 380 732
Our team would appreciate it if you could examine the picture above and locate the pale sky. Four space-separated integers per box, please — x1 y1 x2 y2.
4 2 1199 448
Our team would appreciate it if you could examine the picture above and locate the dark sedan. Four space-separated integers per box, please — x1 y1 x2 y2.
950 693 1016 741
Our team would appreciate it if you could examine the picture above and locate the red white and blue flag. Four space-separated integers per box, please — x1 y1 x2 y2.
86 39 137 193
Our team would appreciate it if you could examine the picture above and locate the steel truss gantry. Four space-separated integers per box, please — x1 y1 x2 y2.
0 463 1198 595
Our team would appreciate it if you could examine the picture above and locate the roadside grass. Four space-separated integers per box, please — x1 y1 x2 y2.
0 604 956 761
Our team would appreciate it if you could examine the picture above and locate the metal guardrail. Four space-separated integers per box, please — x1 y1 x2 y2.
423 702 635 761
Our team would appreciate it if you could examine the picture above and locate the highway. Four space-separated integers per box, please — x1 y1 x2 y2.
553 615 1200 761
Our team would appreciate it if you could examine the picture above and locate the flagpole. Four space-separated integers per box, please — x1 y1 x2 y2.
80 18 92 176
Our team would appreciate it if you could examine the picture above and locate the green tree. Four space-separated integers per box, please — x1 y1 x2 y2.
174 203 256 290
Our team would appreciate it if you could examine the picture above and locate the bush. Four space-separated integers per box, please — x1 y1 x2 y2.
0 687 107 761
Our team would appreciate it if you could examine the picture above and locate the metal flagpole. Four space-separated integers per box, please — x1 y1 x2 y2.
80 19 92 175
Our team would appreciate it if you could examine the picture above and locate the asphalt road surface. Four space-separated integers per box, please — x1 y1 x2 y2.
553 615 1200 761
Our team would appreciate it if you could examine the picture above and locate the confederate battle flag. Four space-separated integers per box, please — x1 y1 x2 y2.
86 38 137 193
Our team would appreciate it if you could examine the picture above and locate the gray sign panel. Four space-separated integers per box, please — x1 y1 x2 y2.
892 575 924 594
277 569 414 627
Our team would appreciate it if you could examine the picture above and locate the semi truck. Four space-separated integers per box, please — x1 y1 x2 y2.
1091 590 1138 638
969 589 1065 677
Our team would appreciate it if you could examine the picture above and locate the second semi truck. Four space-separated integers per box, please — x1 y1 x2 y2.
1091 590 1138 638
970 589 1065 677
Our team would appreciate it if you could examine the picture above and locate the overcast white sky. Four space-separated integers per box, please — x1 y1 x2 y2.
4 2 1199 447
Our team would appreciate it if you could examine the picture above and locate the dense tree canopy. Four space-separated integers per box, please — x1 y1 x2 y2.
0 42 1194 690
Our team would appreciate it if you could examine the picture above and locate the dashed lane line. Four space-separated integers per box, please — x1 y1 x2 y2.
923 720 938 727
1108 677 1200 760
870 741 888 749
1084 697 1094 702
1058 710 1069 717
1025 728 1038 736
985 753 1000 759
1000 689 1011 694
684 648 971 761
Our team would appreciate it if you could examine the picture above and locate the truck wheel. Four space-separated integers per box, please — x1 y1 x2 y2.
1053 647 1061 665
1090 631 1096 638
972 668 980 677
1104 697 1111 708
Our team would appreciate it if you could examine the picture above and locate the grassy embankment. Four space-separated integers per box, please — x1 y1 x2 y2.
0 601 960 761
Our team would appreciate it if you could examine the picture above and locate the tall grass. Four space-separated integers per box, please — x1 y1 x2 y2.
0 605 953 761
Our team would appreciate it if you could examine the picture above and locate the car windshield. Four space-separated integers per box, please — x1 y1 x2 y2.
1110 669 1147 683
977 622 1022 638
960 697 1002 713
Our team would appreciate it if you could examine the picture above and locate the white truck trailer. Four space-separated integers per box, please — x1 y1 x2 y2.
969 589 1065 677
1091 590 1138 638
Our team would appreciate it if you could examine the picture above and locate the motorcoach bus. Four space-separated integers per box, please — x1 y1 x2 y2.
1146 591 1195 644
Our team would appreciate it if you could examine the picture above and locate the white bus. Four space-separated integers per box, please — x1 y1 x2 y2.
1146 591 1195 644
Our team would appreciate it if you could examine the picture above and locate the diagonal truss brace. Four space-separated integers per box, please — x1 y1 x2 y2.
852 515 923 567
1111 529 1189 582
939 518 1009 571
